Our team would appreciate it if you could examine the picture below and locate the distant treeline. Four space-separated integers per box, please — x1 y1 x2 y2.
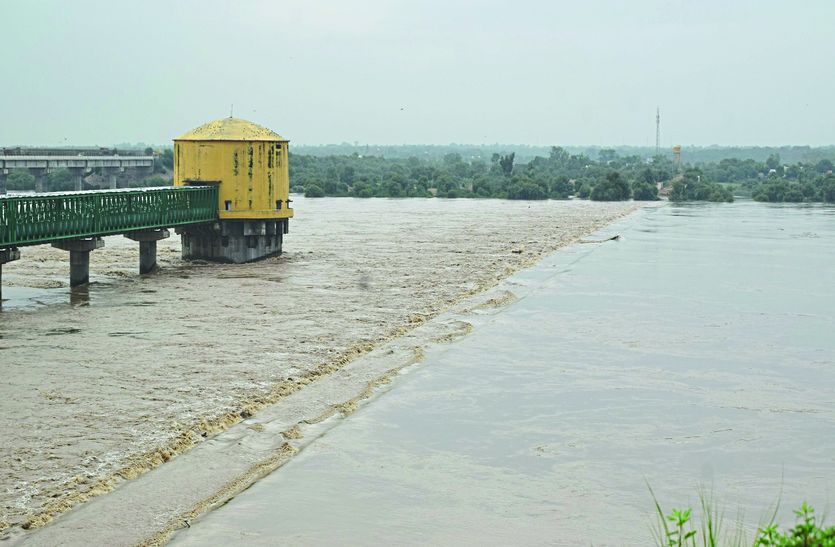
292 148 668 201
290 146 835 203
6 145 834 204
293 144 835 166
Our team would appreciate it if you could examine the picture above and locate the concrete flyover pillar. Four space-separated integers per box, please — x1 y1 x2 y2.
51 238 105 287
68 167 86 191
125 229 170 274
0 170 7 195
31 168 47 193
0 247 22 305
101 166 119 189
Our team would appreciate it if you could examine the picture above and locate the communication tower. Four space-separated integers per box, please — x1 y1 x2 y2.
655 107 661 156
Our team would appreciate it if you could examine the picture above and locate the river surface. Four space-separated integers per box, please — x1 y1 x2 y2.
0 197 636 535
170 202 835 545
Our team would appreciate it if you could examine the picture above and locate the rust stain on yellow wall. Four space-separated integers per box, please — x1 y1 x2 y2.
173 118 294 220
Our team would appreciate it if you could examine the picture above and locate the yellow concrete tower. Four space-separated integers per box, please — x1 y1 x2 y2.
173 117 294 263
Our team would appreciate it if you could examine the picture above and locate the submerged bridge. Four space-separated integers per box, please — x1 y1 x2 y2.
0 186 218 299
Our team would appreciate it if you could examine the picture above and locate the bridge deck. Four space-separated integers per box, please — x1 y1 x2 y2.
0 186 218 247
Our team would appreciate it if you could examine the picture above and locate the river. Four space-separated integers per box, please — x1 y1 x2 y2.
0 197 636 537
166 201 835 545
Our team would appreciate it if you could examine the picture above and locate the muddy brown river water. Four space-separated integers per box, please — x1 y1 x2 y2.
166 201 835 546
0 197 637 536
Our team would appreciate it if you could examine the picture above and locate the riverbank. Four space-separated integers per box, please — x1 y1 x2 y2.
0 198 639 539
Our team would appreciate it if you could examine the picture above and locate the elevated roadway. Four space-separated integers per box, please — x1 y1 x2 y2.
0 153 155 193
0 186 218 296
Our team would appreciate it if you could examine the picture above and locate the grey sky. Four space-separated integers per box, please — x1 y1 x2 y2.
1 0 833 147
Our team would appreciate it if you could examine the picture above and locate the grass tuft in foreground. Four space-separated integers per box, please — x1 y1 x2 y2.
648 485 835 546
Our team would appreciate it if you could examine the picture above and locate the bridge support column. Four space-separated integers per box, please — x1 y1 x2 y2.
101 167 119 189
52 238 104 287
125 229 170 274
177 219 285 264
0 248 21 305
31 168 47 193
68 167 86 191
0 170 7 195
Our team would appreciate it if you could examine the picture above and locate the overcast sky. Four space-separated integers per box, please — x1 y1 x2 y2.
1 0 833 147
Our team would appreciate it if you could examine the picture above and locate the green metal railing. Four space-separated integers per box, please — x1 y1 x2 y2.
0 186 218 247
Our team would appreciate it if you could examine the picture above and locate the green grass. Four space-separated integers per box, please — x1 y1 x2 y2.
648 484 835 546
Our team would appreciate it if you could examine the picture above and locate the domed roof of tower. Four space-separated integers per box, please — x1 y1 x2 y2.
175 118 286 142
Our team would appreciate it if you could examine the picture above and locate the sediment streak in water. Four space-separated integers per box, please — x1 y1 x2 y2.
0 197 639 536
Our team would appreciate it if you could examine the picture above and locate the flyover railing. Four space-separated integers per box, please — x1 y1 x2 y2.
0 186 218 247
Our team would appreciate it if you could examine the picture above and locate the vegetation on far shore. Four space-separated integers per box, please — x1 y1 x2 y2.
291 148 834 204
5 146 835 204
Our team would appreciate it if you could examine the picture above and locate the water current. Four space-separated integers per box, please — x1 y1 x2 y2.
169 202 835 545
0 197 635 535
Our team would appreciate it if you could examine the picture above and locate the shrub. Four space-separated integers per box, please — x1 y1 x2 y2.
591 172 631 201
507 181 547 200
575 181 592 199
304 184 325 197
6 170 36 190
671 169 734 202
632 181 659 201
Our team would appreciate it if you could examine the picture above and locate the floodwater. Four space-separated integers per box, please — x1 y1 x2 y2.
170 202 835 546
0 197 636 536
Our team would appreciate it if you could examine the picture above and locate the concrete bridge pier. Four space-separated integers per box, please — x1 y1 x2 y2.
0 170 7 195
31 168 47 193
51 238 104 287
101 167 120 189
125 229 170 274
69 167 86 191
177 219 285 263
0 248 21 304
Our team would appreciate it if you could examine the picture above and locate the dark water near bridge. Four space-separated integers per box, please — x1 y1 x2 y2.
171 202 835 545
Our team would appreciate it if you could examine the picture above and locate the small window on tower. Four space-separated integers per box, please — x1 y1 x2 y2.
276 199 283 210
224 200 232 211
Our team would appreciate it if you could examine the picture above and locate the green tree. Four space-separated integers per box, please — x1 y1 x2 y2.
507 180 547 200
815 159 834 174
590 171 631 201
549 146 569 166
46 168 76 191
821 176 835 202
549 176 573 199
783 186 804 202
161 149 174 169
598 149 617 163
304 184 325 197
670 169 733 202
498 153 515 177
754 180 790 202
575 180 592 199
6 170 36 190
632 180 659 201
